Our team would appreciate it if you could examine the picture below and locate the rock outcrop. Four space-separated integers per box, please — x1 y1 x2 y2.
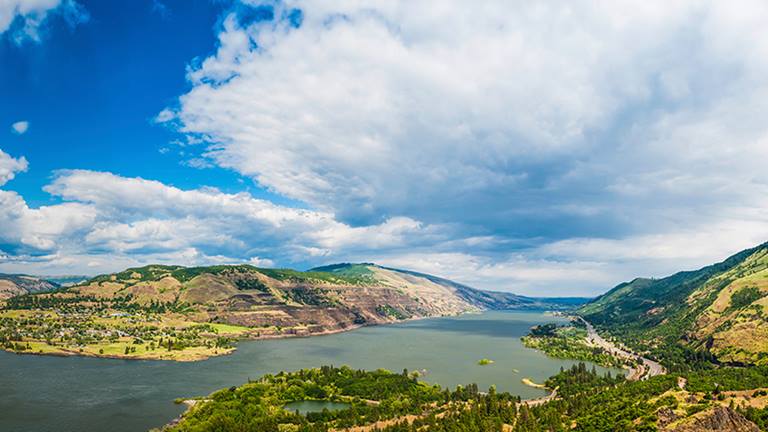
665 406 760 432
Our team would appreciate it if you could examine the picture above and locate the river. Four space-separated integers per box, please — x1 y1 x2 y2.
0 310 620 431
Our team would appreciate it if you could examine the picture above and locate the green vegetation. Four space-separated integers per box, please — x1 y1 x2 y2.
730 286 763 310
310 263 377 280
376 304 410 320
88 264 371 286
477 358 494 366
164 366 459 431
0 294 243 361
578 242 768 371
154 244 768 430
522 323 626 368
165 363 768 431
685 365 768 392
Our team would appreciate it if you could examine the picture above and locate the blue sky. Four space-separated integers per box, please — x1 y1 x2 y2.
1 0 267 205
1 0 768 296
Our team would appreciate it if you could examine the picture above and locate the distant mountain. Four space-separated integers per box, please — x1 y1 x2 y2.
579 241 768 367
0 274 59 300
41 275 90 287
311 263 587 310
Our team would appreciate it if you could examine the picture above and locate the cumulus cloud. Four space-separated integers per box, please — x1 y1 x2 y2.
4 2 768 296
0 149 28 186
161 1 768 235
1 166 455 276
0 0 87 43
11 121 29 134
0 159 765 294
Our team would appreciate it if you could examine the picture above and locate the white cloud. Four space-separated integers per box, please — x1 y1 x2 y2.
248 256 274 267
0 162 766 295
11 120 29 134
4 2 768 296
161 1 768 234
144 0 768 294
1 167 452 275
0 149 28 186
0 0 87 43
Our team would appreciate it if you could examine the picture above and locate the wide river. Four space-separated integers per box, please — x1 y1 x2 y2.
0 310 620 431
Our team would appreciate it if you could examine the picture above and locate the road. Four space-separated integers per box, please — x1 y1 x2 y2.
577 317 665 380
521 387 558 407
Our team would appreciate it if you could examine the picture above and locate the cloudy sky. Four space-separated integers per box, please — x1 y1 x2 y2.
1 0 768 296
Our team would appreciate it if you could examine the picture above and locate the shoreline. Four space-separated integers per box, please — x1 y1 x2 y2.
521 377 546 389
0 309 475 362
1 308 582 364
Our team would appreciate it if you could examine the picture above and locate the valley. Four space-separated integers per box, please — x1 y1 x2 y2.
0 310 605 432
0 263 580 361
6 243 768 431
0 273 59 300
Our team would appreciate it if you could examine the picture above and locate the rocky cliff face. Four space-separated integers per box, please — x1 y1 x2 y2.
665 406 760 432
67 264 478 338
49 263 579 339
0 274 59 300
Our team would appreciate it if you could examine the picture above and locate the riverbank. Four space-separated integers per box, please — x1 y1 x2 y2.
520 315 666 381
0 309 467 361
0 310 613 432
521 323 626 368
158 366 568 431
578 316 666 380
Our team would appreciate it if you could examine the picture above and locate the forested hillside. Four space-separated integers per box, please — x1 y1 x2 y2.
580 241 768 370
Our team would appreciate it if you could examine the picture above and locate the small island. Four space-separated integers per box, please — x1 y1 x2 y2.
477 358 494 365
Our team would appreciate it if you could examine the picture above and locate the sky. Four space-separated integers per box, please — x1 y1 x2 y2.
1 0 768 296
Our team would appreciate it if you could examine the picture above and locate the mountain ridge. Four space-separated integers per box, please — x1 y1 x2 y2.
579 240 768 369
0 274 60 300
0 261 584 361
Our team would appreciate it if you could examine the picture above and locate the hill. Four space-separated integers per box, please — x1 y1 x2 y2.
0 274 59 300
310 263 587 310
0 262 581 361
579 241 768 369
76 262 582 329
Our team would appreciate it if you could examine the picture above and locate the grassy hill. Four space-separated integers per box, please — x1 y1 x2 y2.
579 241 768 369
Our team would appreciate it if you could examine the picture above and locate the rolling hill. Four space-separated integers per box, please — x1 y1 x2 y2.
69 262 581 334
0 262 586 360
0 274 59 300
579 241 768 368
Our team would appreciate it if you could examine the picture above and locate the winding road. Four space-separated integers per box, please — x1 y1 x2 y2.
578 317 665 380
521 387 558 407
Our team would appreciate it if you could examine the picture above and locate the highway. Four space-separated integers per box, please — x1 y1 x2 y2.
578 317 666 380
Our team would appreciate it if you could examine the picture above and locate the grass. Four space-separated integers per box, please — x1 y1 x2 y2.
206 322 251 335
11 339 234 361
2 308 240 361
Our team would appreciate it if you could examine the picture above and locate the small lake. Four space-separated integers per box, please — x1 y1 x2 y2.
0 310 621 431
284 400 351 414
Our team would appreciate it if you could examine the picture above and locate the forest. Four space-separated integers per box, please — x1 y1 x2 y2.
163 364 768 431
